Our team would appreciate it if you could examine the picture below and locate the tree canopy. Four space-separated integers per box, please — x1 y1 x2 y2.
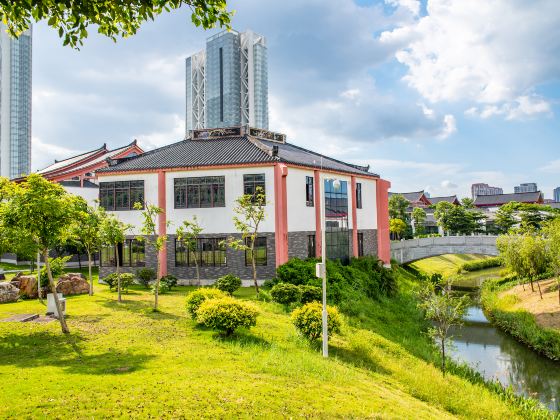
388 194 409 221
0 0 232 48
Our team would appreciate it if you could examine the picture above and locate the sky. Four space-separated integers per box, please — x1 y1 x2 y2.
32 0 560 199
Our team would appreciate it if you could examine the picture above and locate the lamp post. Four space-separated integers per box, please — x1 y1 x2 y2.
316 176 341 358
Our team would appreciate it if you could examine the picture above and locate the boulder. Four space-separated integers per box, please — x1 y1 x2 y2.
0 282 20 303
56 274 90 295
10 275 38 298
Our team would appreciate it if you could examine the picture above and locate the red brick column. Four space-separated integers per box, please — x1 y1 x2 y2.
376 178 391 265
157 170 168 277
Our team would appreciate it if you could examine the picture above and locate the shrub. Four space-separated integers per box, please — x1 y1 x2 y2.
196 297 258 336
299 285 322 304
270 283 301 307
459 257 502 272
136 268 156 288
256 289 272 302
291 302 342 341
103 272 134 293
185 288 226 319
275 258 316 285
215 274 242 295
40 256 71 286
159 274 178 293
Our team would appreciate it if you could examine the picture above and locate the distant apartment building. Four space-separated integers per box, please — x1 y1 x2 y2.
186 29 268 133
0 26 32 179
554 186 560 203
471 183 503 199
514 183 538 193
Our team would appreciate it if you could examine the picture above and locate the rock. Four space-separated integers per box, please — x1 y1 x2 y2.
11 275 38 299
0 282 20 303
56 274 90 295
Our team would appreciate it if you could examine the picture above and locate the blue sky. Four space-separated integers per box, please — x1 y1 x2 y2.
32 0 560 199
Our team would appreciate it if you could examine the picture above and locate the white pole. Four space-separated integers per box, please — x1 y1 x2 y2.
320 175 328 358
37 251 41 300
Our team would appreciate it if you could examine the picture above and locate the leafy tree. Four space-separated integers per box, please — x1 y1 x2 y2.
498 234 527 290
544 218 560 304
0 1 232 49
100 214 132 303
134 202 169 310
388 194 409 221
225 187 266 294
411 207 426 236
176 215 203 285
418 282 469 375
389 218 407 240
461 197 475 209
0 175 78 333
70 198 105 295
519 234 549 298
434 201 485 235
495 202 517 233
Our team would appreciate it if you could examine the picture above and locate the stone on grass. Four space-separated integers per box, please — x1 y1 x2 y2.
56 274 90 295
10 275 38 298
0 282 20 303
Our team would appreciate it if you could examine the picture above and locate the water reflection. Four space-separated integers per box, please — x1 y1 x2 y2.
450 305 560 411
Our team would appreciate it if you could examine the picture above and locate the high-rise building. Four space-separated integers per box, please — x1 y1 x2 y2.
554 186 560 202
471 183 503 199
514 183 538 193
185 29 268 133
0 26 32 179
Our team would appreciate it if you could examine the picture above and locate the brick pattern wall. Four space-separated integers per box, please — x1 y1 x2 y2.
359 229 378 257
288 231 315 260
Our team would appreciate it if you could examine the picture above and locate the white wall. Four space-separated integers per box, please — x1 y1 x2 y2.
286 167 316 231
356 176 377 230
166 166 276 234
63 186 99 207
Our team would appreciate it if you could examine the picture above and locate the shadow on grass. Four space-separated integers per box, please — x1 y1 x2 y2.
330 344 390 375
0 330 154 375
97 296 182 321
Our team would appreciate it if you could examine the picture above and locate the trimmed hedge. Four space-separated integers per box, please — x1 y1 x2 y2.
291 302 342 341
459 257 502 272
271 283 301 307
299 285 322 304
185 288 226 319
215 274 242 295
104 272 135 293
196 297 258 336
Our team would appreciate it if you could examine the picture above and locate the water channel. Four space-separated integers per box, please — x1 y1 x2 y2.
449 292 560 411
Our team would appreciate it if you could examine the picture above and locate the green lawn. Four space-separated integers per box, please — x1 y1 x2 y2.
0 270 537 419
408 254 495 277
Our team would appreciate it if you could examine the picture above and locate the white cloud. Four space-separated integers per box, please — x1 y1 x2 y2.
32 137 80 171
380 0 560 120
439 114 456 139
441 180 457 189
540 159 560 174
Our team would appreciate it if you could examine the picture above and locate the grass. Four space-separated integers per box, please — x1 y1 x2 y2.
408 254 495 278
0 268 552 418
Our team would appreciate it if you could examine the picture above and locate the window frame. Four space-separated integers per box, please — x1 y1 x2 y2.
356 182 363 209
305 176 314 207
245 236 267 266
243 174 266 202
99 180 145 211
357 232 364 257
100 239 145 267
175 237 227 267
174 176 225 209
307 234 316 258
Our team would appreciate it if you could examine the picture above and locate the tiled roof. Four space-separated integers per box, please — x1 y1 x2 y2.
97 136 376 177
59 180 99 189
429 195 460 205
474 191 543 206
38 146 105 174
388 191 427 202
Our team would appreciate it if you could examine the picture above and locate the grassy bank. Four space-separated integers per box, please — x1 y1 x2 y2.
0 268 552 418
481 278 560 361
408 254 495 277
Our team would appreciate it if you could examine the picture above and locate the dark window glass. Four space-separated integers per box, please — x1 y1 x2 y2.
99 181 144 211
356 182 363 209
174 178 187 208
325 180 350 262
307 234 316 258
100 239 145 267
175 176 225 209
243 174 266 201
357 233 364 257
306 176 314 207
245 236 267 266
175 238 226 267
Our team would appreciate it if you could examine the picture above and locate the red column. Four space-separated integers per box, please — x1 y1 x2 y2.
157 170 168 277
314 170 322 258
376 178 391 266
274 164 289 267
351 176 359 258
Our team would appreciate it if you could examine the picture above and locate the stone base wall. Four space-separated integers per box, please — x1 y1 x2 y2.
359 229 378 257
288 231 315 260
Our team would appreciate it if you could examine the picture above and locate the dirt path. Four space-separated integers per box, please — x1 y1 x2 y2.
501 278 560 330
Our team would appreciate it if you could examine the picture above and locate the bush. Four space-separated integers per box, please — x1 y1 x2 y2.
299 285 322 304
275 258 316 286
103 272 134 293
256 289 272 302
270 283 301 307
291 302 342 341
459 257 502 272
196 297 258 336
136 268 156 288
215 274 242 295
40 256 71 286
185 288 226 319
159 275 178 293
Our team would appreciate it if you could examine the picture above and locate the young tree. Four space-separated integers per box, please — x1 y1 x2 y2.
0 175 78 333
495 202 517 233
134 202 169 310
519 234 549 299
390 218 407 240
544 218 560 304
1 1 232 48
389 194 409 221
226 187 266 294
100 214 132 303
433 201 455 235
411 207 426 236
418 282 469 376
461 197 475 209
70 198 105 295
176 216 204 285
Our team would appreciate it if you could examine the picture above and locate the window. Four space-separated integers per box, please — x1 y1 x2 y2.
357 233 364 257
356 182 362 209
174 176 225 209
99 181 144 211
307 234 316 258
100 239 145 267
325 179 350 262
245 236 267 266
243 174 266 201
175 238 226 267
306 176 314 206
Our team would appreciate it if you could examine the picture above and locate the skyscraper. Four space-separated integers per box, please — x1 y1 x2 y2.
471 183 503 199
514 183 538 193
0 26 32 179
554 186 560 202
185 29 268 133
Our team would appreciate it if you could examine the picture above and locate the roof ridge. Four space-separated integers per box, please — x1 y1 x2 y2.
37 144 107 172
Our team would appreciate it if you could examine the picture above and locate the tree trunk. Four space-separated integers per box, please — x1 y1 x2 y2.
154 258 160 311
251 242 259 294
116 245 122 303
441 337 446 376
44 249 70 334
87 250 93 296
530 279 535 292
77 252 82 270
536 279 543 300
195 256 200 287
